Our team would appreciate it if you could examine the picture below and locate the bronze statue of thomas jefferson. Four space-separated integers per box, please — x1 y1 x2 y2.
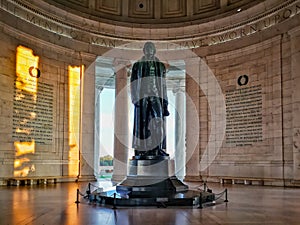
130 42 169 157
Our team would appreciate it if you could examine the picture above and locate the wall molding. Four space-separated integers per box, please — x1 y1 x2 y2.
0 0 299 49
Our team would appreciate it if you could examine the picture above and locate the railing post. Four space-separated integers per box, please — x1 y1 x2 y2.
112 193 117 209
86 183 91 198
75 189 80 204
198 192 203 209
224 189 229 202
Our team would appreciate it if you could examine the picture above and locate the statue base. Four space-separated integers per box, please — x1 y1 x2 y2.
87 156 217 207
116 157 188 197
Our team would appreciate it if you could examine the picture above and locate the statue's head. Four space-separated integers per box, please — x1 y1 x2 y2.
143 42 156 59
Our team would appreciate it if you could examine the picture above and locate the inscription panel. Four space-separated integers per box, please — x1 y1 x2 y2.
12 81 54 145
225 85 263 146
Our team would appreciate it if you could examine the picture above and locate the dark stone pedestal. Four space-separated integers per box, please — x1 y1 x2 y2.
116 157 188 198
88 156 216 207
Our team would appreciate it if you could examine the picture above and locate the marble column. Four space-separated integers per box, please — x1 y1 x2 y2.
289 27 300 182
94 86 103 179
184 58 201 182
79 62 96 181
112 60 129 183
173 80 186 180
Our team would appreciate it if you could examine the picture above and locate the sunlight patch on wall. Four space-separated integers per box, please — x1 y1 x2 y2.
14 141 35 177
68 65 83 176
16 46 39 94
14 46 38 177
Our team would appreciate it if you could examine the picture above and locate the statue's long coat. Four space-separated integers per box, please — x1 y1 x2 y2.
130 56 168 151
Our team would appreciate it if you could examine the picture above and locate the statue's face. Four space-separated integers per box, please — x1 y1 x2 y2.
143 44 156 59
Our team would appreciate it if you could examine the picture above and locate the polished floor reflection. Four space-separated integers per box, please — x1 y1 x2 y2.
0 181 300 225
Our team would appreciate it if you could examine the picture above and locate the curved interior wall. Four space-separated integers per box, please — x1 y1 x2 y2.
0 28 101 184
0 0 299 186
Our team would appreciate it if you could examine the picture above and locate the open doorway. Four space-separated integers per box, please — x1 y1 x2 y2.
94 57 115 180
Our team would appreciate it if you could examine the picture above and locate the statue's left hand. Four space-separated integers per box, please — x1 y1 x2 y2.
163 108 170 116
163 100 169 116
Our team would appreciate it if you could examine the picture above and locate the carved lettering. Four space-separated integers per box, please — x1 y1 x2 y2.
283 9 292 19
70 30 78 39
26 14 67 36
275 14 281 24
297 4 300 14
0 0 9 10
240 28 247 37
263 18 271 28
225 85 263 146
1 1 300 49
229 31 238 39
249 24 258 34
218 34 227 42
27 14 37 24
12 81 54 144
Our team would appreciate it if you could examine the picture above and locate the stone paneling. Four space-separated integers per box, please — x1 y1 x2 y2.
128 0 154 18
0 0 299 187
161 0 187 18
289 27 300 181
95 0 122 15
64 0 89 7
44 0 264 25
0 26 96 181
0 33 15 179
227 0 242 5
202 36 293 183
193 0 220 14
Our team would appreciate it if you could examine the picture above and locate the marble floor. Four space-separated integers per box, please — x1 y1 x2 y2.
0 181 300 225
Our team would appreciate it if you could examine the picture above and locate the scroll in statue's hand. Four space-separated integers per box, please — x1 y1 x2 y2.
163 107 170 117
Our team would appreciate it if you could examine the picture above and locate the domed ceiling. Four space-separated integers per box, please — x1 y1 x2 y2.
1 0 297 49
44 0 263 26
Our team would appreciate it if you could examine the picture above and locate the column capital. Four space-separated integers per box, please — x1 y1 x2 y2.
172 81 185 94
113 59 131 72
95 85 104 93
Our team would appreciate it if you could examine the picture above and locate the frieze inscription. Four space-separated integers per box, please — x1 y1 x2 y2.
0 0 299 49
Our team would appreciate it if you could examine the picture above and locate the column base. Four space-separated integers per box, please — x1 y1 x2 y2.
112 174 127 184
184 175 203 182
77 175 96 182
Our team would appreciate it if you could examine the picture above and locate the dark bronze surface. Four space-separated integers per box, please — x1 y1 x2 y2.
130 42 169 156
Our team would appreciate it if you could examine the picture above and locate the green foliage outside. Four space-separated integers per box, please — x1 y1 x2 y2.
100 155 113 166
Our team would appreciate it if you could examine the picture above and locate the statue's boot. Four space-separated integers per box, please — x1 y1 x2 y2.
135 150 147 156
158 149 169 156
